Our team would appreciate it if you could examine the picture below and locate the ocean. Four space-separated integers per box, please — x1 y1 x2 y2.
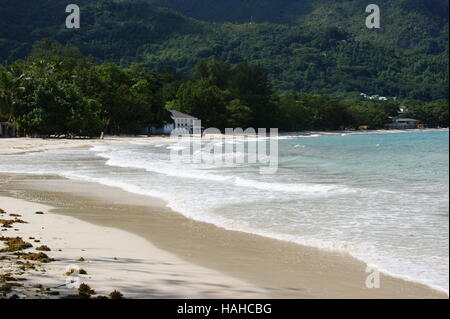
0 130 448 293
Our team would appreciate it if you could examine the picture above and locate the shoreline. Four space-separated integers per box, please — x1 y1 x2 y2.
1 173 447 299
0 193 269 299
0 136 169 155
0 128 447 155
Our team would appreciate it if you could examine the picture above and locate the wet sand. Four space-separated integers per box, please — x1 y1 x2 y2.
1 173 446 299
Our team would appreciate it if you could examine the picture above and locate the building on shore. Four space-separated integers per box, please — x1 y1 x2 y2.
169 110 199 134
385 118 424 130
145 110 200 135
0 122 15 137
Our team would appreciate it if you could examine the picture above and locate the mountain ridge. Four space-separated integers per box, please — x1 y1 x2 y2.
0 0 448 100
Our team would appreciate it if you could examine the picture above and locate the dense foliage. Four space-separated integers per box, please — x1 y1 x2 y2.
150 0 449 52
0 0 448 101
1 42 447 137
0 41 172 136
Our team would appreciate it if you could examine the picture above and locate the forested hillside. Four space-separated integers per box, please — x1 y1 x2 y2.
150 0 449 51
0 0 448 101
2 41 447 137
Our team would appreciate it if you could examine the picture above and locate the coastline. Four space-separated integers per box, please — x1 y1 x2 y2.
0 132 448 298
0 192 269 299
1 173 447 299
1 128 447 156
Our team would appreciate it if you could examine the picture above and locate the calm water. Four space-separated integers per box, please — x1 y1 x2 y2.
0 130 448 293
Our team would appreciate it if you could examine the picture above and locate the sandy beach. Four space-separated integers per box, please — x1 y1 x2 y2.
0 137 448 299
0 193 268 299
0 136 170 156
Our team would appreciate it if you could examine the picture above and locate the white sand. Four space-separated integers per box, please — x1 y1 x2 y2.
0 196 269 298
0 136 168 155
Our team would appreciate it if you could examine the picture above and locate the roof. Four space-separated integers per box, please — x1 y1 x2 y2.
169 110 198 120
395 118 420 123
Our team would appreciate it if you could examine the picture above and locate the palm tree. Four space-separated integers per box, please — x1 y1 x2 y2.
0 66 25 122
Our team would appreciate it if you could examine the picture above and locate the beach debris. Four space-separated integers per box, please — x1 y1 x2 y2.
109 290 124 299
9 214 21 217
21 252 54 263
77 257 85 262
0 236 33 252
0 209 6 215
36 245 51 252
0 278 23 297
0 274 26 282
17 261 37 271
60 284 125 300
0 218 27 228
78 269 87 275
34 212 44 215
77 283 95 299
0 219 14 228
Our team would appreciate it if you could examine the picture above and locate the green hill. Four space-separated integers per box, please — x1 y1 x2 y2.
0 0 448 100
150 0 449 51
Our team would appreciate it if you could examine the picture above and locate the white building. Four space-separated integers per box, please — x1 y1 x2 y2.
169 110 199 133
146 110 200 135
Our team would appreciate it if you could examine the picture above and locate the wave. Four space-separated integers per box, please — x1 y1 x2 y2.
95 150 356 196
53 171 450 295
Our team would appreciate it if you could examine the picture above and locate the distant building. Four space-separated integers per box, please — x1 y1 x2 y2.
360 93 390 101
145 110 200 135
0 122 15 137
385 118 424 129
169 110 199 134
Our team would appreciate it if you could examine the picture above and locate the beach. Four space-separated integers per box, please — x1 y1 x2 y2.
0 183 269 299
0 135 448 299
0 136 169 156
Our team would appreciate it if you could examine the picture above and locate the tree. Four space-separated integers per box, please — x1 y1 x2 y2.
176 79 227 128
229 62 278 128
0 65 25 122
226 99 253 128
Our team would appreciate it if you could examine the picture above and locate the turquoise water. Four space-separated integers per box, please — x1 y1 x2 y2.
0 130 448 292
